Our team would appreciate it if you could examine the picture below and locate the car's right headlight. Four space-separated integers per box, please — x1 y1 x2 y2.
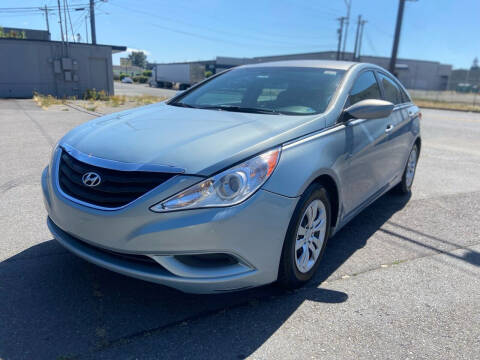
150 147 281 212
49 142 60 170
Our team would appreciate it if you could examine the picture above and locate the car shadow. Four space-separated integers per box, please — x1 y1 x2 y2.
0 191 411 360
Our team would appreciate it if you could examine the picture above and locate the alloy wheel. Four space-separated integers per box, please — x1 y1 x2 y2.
405 146 418 188
294 199 327 273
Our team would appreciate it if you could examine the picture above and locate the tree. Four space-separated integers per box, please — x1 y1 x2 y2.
128 51 147 68
472 57 479 70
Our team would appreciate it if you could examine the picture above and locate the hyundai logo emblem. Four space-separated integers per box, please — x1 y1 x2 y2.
82 172 102 187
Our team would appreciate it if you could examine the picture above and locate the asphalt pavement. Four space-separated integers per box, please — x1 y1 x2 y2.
114 82 177 98
0 100 478 359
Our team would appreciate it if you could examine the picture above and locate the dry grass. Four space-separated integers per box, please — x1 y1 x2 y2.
33 93 67 109
132 95 166 105
413 99 480 112
82 100 100 112
108 95 127 107
33 92 167 114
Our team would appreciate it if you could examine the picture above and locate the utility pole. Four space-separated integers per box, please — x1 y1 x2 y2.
39 5 50 34
341 0 351 60
389 0 418 74
63 0 69 42
336 17 346 60
389 0 406 74
85 15 89 43
353 15 362 62
89 0 97 44
57 0 65 42
66 0 76 42
357 20 367 61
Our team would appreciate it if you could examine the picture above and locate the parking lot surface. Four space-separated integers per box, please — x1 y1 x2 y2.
114 82 177 98
0 100 479 359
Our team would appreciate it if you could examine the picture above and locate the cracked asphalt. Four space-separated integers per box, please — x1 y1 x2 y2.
0 99 479 359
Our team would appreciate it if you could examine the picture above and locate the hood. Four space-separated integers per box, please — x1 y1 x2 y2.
61 102 325 176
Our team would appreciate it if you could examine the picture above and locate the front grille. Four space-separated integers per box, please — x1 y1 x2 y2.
58 150 177 208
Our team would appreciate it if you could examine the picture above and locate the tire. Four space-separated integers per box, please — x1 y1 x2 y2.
278 184 331 290
396 143 419 195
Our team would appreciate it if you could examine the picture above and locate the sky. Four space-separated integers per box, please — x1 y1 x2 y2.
1 0 479 69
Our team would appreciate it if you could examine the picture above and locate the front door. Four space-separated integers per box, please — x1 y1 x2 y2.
339 70 392 215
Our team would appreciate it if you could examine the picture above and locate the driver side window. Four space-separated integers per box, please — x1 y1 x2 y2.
349 71 382 105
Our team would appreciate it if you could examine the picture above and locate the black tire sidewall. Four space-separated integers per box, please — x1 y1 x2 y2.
279 184 331 287
400 144 419 193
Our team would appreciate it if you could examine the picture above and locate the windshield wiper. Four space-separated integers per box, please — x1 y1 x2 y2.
201 105 281 115
170 102 198 109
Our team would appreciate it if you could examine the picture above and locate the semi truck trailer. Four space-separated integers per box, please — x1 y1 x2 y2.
150 63 205 90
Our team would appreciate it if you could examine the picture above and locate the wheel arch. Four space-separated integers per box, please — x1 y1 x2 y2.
414 136 422 154
309 174 340 229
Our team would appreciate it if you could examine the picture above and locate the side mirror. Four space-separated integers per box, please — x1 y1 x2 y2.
344 99 394 120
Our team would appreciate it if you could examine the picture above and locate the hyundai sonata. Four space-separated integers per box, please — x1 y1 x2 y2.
42 60 421 293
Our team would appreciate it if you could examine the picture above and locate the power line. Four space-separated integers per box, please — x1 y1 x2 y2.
108 2 329 48
66 0 76 42
364 29 378 56
357 19 367 60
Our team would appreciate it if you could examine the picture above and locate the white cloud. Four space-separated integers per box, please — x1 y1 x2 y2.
126 47 150 55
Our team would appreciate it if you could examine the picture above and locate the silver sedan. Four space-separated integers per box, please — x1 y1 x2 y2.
42 60 421 293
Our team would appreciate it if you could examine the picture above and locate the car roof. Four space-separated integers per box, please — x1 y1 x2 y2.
240 59 357 71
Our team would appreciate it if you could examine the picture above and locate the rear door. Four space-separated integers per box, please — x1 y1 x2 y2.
340 70 392 215
376 72 413 183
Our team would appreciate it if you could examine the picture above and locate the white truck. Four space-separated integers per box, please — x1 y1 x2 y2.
150 63 205 90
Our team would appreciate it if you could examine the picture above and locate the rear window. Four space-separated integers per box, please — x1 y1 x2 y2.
378 73 402 104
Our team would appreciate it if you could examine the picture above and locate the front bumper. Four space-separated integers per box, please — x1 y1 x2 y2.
42 165 297 294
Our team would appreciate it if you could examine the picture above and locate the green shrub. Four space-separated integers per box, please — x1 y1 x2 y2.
142 70 152 77
205 70 213 78
84 88 109 101
133 76 148 83
119 73 128 81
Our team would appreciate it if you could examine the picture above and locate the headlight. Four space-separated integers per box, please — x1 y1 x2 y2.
49 142 60 169
150 147 281 212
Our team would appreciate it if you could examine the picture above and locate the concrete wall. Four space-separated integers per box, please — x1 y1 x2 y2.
0 39 115 98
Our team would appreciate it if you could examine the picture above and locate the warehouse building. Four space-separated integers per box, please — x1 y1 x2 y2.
0 37 125 98
158 51 452 91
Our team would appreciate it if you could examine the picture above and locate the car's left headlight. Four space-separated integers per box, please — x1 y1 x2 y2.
150 147 281 212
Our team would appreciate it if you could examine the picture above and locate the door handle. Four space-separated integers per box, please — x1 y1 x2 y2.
385 124 394 133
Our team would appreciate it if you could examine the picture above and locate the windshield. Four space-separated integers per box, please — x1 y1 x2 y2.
170 66 346 115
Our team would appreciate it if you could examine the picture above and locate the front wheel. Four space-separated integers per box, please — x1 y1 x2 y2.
396 144 419 194
278 184 331 289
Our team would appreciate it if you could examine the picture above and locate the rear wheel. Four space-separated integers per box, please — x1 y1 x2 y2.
278 184 331 289
396 144 419 194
